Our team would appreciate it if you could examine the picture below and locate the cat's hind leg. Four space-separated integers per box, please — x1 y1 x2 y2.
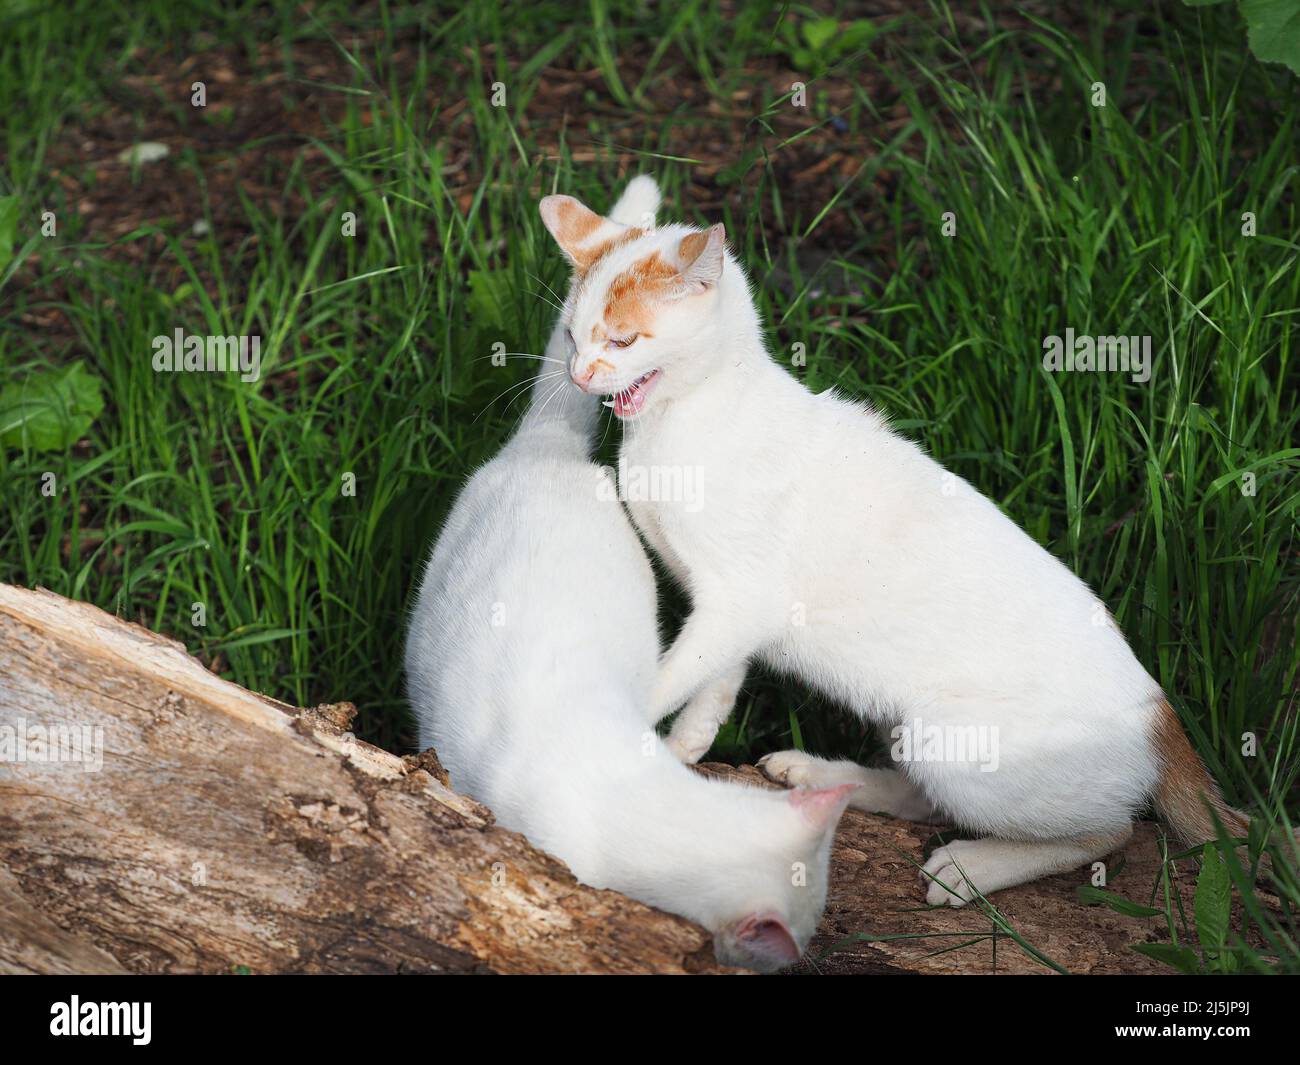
920 828 1133 907
758 750 940 822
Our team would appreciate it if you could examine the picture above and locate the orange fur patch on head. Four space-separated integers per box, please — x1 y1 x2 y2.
574 228 645 274
601 251 679 339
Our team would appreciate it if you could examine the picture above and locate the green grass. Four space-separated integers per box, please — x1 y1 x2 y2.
1 0 1297 971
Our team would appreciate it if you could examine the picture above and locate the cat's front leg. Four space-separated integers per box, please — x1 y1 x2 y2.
664 663 748 763
650 596 770 729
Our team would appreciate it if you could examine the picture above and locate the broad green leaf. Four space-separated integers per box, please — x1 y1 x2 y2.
1241 0 1300 75
1183 0 1300 75
0 360 105 452
839 20 878 52
1194 848 1232 955
802 17 840 52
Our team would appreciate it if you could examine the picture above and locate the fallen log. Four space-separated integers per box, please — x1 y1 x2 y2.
0 585 729 974
0 584 1238 975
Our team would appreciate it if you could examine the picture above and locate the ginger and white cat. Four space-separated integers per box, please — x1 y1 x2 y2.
405 180 853 969
540 175 1251 906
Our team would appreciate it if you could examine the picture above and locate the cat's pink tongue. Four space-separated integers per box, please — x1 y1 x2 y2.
612 370 660 418
613 388 647 418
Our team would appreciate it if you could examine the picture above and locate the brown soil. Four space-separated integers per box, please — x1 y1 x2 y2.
25 1 1078 340
701 763 1284 975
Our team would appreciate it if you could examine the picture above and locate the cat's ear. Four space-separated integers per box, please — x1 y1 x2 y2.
732 911 801 968
539 195 607 265
675 223 726 291
789 782 859 833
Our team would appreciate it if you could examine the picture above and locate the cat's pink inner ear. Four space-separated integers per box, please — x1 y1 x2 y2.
539 195 604 260
789 782 860 830
734 911 800 967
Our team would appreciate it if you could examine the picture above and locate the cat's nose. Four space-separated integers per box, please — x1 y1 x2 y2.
571 363 597 390
571 358 614 392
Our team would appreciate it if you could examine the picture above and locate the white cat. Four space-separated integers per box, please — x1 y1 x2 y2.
405 180 854 970
539 175 1252 907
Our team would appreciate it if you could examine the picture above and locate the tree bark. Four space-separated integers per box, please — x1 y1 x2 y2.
0 585 729 975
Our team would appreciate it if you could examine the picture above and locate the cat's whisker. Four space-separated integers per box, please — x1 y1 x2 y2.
512 372 573 422
526 271 567 311
532 375 570 426
528 289 565 314
471 352 565 366
471 368 567 425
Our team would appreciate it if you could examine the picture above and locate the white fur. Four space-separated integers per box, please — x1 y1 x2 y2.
405 214 853 965
552 176 1167 905
607 173 661 227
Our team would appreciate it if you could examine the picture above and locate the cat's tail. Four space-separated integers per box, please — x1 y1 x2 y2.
608 175 661 228
1151 695 1251 846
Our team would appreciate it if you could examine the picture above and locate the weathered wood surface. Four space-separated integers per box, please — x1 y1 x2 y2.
1 583 1255 976
0 585 730 975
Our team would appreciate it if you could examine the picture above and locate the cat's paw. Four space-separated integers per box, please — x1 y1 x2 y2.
920 842 980 906
665 727 713 764
663 680 737 763
756 749 819 787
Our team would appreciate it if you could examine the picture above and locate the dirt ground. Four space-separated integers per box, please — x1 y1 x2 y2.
27 2 1094 339
700 764 1279 975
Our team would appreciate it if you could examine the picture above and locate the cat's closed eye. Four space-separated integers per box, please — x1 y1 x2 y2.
607 334 638 348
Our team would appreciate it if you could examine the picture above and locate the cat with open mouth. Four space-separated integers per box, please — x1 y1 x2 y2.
539 174 1267 906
